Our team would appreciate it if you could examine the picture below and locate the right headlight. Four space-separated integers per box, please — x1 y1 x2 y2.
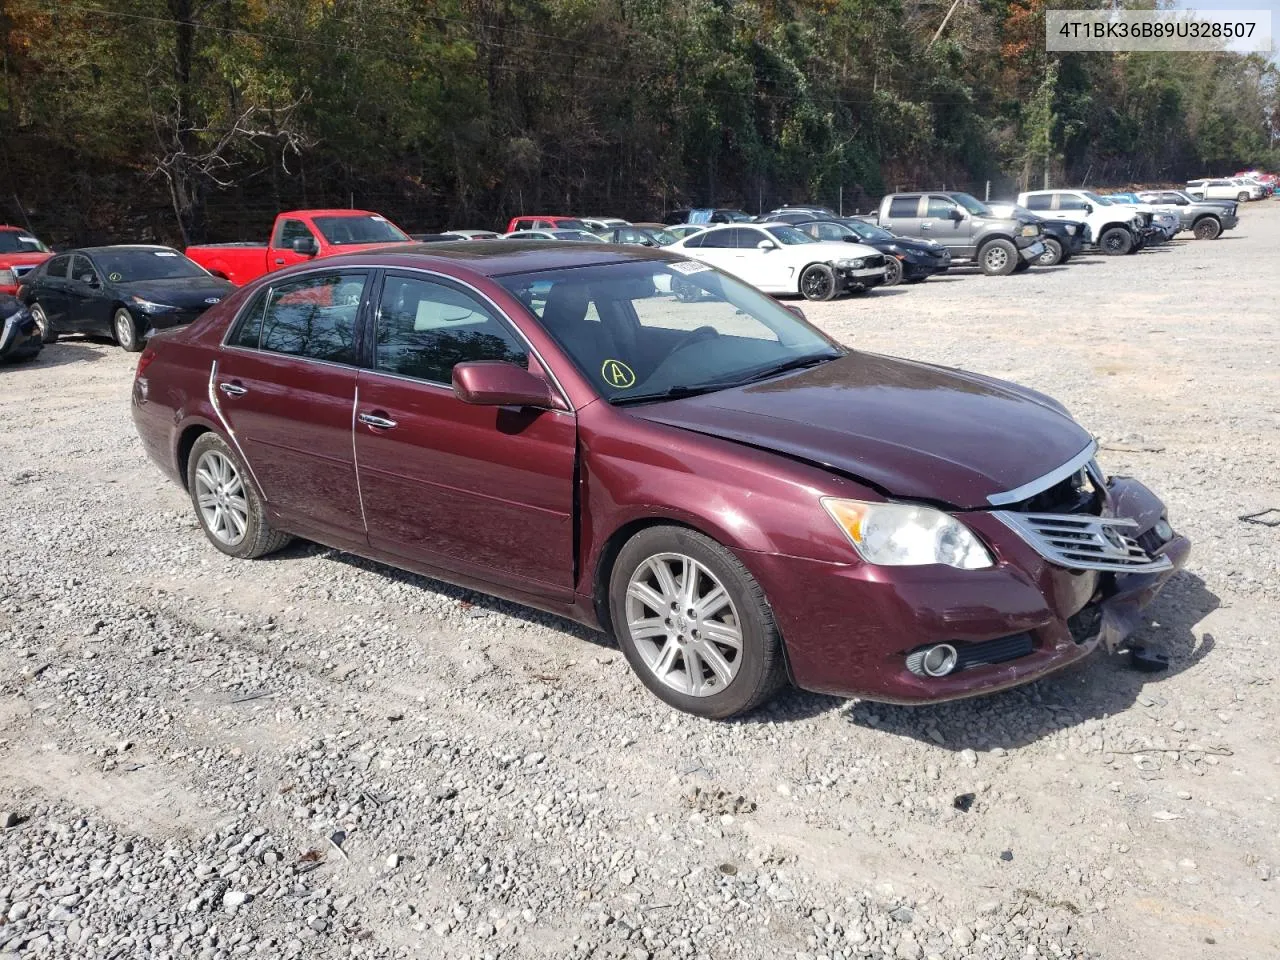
834 258 866 269
821 498 994 570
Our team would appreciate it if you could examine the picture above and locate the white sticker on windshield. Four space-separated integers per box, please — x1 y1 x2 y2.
153 251 179 257
18 236 37 243
669 260 712 275
370 215 387 222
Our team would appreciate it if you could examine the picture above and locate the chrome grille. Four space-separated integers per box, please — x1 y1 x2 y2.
994 511 1172 574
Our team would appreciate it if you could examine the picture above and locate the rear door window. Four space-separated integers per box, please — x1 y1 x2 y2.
697 229 737 248
44 254 72 279
259 271 367 365
373 274 527 384
1024 194 1052 211
887 197 921 218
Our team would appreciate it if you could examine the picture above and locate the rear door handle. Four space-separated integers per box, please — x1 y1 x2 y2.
273 258 286 265
219 382 247 397
358 412 398 429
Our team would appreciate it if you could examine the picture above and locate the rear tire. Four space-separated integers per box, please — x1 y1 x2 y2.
186 433 292 560
113 307 143 352
1236 192 1249 203
609 526 786 719
882 257 904 286
1192 217 1221 240
799 263 838 301
978 239 1017 276
1098 227 1133 256
30 302 57 343
1036 237 1064 266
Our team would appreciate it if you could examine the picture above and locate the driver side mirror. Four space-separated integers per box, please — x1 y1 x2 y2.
1083 203 1094 214
452 361 557 409
79 273 99 287
291 236 320 257
948 207 965 222
757 239 776 251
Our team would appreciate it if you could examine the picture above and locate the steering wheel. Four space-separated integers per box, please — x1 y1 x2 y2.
670 325 720 355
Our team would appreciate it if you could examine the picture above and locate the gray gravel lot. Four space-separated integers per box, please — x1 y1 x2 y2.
1 206 1278 960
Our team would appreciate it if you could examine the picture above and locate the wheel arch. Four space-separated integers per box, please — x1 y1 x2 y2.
592 516 724 637
976 232 1017 249
176 422 215 490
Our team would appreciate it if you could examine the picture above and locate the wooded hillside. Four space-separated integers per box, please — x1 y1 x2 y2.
1 0 1276 245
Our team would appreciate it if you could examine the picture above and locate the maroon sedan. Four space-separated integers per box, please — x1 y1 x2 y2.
131 242 1189 718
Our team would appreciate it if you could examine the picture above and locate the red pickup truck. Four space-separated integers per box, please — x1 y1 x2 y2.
0 225 54 295
185 209 411 286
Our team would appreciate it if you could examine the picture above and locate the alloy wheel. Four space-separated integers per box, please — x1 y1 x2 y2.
193 450 249 546
984 246 1009 271
800 267 833 300
883 257 903 286
624 552 743 697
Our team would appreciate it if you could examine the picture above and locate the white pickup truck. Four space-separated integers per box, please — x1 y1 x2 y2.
1016 190 1147 255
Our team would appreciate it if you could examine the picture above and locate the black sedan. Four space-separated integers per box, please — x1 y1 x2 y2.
0 294 41 363
19 245 234 351
796 219 951 285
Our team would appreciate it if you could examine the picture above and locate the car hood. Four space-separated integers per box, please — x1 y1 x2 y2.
119 276 235 307
875 237 948 258
630 353 1093 509
0 252 52 268
790 240 881 260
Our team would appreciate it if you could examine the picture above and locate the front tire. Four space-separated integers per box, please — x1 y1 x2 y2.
978 239 1017 276
1037 237 1064 266
882 257 904 286
30 302 57 343
1193 217 1221 240
186 433 292 560
112 307 143 352
1098 227 1133 256
1012 259 1031 273
799 263 838 301
609 526 786 719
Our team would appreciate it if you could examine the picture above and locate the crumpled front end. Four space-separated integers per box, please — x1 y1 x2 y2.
749 450 1190 704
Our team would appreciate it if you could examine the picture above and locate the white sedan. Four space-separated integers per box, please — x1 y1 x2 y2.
666 223 887 300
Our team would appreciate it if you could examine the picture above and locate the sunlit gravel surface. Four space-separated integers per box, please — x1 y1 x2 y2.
1 205 1277 960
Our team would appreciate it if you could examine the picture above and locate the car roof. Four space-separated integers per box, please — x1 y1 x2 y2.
321 241 669 277
281 209 384 218
73 244 181 255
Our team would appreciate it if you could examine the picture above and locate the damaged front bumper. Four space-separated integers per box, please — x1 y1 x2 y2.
746 475 1190 705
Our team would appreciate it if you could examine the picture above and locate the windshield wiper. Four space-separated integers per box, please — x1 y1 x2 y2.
609 382 737 406
734 352 840 385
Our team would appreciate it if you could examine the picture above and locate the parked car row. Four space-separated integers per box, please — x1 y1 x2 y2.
1186 171 1275 202
7 173 1259 362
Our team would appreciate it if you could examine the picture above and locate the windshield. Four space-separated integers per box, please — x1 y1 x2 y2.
0 231 50 254
844 220 894 242
95 248 208 282
313 215 409 245
952 193 992 216
497 259 841 402
551 230 599 241
550 219 589 231
1082 191 1114 206
718 210 755 222
765 225 816 245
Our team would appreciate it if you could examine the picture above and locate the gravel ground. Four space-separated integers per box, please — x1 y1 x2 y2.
1 206 1278 960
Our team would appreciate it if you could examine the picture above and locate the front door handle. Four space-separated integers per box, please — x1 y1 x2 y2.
218 382 247 397
273 258 286 265
358 412 398 429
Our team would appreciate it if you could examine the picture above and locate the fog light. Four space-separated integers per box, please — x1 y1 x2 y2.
1154 518 1174 541
906 643 959 678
